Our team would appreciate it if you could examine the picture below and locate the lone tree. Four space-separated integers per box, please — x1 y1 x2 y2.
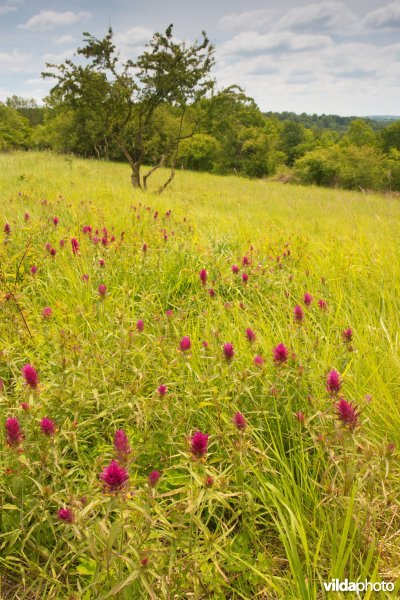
42 25 215 192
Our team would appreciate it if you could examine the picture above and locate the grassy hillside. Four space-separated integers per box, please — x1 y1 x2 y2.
1 152 400 598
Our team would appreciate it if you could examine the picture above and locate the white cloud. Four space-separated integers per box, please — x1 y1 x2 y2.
114 26 153 47
219 10 275 32
18 10 91 31
361 1 400 30
218 31 332 57
0 5 17 15
53 34 74 46
43 49 75 63
276 1 358 33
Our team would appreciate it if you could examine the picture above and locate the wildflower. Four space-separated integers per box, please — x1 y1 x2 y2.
208 288 216 297
6 417 23 447
53 217 59 226
295 411 305 423
99 259 105 268
0 378 3 391
205 476 214 487
342 328 353 342
148 470 161 487
233 412 247 430
318 299 327 310
303 292 313 306
42 306 52 319
142 243 148 252
199 269 207 285
71 238 80 255
242 256 251 266
335 398 359 429
253 355 264 367
101 236 108 246
22 364 39 389
57 507 74 523
82 273 89 282
242 273 248 283
272 343 288 364
165 309 173 318
24 212 30 221
180 336 191 352
157 384 168 396
190 431 209 457
114 429 131 457
136 319 144 332
231 264 239 274
60 239 65 248
202 341 209 348
50 247 56 256
30 265 37 274
223 343 234 360
246 328 256 342
82 225 92 234
386 442 396 456
326 369 341 395
4 223 10 235
98 284 107 297
293 304 304 322
99 459 129 492
20 402 29 411
40 417 56 436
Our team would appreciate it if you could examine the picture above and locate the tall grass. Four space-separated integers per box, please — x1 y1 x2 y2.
0 151 399 598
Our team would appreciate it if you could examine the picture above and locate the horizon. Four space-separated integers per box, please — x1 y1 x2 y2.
1 0 400 116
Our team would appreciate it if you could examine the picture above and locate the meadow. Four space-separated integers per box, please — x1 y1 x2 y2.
1 151 400 599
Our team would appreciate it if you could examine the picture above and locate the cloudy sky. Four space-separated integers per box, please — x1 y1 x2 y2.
1 0 399 116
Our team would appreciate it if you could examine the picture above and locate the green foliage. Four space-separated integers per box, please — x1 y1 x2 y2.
381 120 400 153
0 103 32 150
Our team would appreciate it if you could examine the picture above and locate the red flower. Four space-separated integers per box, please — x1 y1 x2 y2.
148 470 161 487
40 417 56 436
157 384 168 396
303 292 313 306
136 319 144 332
253 355 264 367
326 369 341 395
42 306 52 319
242 273 248 283
99 459 129 492
231 264 239 274
98 284 107 297
114 430 131 457
190 431 209 457
233 412 246 430
342 328 353 342
71 238 80 255
223 343 234 360
180 336 191 352
335 398 359 429
272 343 288 364
58 507 74 523
6 417 23 447
22 364 39 389
293 304 304 322
245 328 256 342
199 269 207 285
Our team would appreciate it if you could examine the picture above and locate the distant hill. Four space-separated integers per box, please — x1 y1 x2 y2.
263 111 399 132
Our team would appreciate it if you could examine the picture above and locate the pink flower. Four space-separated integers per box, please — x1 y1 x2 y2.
205 476 214 487
246 328 256 342
293 305 304 322
223 343 234 360
30 265 37 274
20 402 29 411
165 309 173 318
42 306 52 319
24 212 30 221
142 243 148 252
53 217 59 226
233 412 247 430
208 288 216 297
335 398 359 430
180 336 191 352
326 369 341 395
318 299 327 310
157 384 168 396
342 328 353 342
60 239 65 247
50 247 56 256
199 269 207 285
4 223 10 235
242 256 251 266
40 417 56 436
136 319 144 332
6 417 23 447
98 284 107 297
71 238 80 255
99 459 129 492
114 429 131 457
273 343 288 364
82 225 92 234
148 470 161 487
202 341 209 348
82 273 89 282
101 236 108 246
99 259 105 268
190 431 209 457
253 355 264 367
22 364 39 389
57 507 74 523
303 292 313 306
231 264 239 274
295 411 305 423
242 273 248 283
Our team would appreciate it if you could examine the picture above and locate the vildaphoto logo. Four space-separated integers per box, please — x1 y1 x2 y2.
323 579 395 593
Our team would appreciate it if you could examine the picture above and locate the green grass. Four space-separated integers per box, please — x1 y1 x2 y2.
1 151 400 599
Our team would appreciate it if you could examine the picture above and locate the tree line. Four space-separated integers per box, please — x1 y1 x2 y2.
1 26 400 192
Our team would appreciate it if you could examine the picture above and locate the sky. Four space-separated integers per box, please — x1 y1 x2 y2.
1 0 399 116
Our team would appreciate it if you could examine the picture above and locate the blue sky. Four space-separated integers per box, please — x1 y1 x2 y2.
1 0 399 115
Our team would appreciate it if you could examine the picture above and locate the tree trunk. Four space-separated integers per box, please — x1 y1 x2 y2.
131 162 142 189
